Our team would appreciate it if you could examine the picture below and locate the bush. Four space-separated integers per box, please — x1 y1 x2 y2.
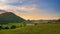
5 26 9 29
0 25 3 30
48 21 51 23
11 25 16 29
34 23 38 25
23 23 26 27
20 24 23 27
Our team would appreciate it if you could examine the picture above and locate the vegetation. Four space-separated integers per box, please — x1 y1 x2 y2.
0 25 3 30
4 26 9 29
57 19 60 21
55 19 60 24
0 12 25 24
11 25 16 29
0 22 60 34
0 12 60 34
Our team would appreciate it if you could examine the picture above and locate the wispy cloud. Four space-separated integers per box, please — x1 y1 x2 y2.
0 0 22 3
16 5 38 12
0 3 38 13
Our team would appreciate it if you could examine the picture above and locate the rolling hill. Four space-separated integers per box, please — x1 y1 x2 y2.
0 11 25 24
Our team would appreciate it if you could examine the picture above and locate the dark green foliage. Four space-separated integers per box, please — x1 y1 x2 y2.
0 25 3 30
5 26 9 29
48 21 51 23
20 25 23 27
0 12 25 24
34 23 38 25
24 23 26 27
11 25 16 29
23 22 26 27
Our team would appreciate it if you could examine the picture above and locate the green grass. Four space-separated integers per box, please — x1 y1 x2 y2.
0 23 60 34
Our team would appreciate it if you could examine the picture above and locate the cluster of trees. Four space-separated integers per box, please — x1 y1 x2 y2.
56 19 60 24
0 25 16 30
56 19 60 22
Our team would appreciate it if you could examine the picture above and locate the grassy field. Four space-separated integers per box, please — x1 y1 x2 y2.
0 23 60 34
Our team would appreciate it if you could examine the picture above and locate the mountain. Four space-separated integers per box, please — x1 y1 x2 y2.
0 12 25 24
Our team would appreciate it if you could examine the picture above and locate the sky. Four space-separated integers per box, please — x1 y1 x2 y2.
0 0 60 20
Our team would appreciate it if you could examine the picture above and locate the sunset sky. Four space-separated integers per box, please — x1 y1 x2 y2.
0 0 60 20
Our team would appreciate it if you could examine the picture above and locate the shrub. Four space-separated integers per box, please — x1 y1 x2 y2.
5 26 9 29
34 23 38 25
48 21 51 23
23 23 26 27
11 25 16 29
0 25 3 30
20 24 23 27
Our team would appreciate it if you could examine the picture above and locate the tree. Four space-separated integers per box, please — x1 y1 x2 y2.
56 19 60 24
11 25 16 29
57 19 60 22
27 19 31 23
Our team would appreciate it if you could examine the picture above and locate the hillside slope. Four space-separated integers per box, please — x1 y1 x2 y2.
0 12 25 24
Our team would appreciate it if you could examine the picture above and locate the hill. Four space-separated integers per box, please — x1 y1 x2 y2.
0 11 25 24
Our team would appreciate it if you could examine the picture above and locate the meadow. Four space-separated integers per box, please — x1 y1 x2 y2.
0 22 60 34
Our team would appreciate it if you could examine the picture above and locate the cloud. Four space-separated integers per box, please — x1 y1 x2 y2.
0 3 17 12
0 4 9 10
16 6 38 12
0 0 23 4
0 0 37 6
0 2 38 13
0 0 38 12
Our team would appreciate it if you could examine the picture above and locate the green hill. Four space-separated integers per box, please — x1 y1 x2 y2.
0 12 25 24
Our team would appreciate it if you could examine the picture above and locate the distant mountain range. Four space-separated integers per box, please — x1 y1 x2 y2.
0 10 25 24
29 20 56 23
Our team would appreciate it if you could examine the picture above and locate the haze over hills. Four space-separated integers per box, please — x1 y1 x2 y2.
0 10 25 24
